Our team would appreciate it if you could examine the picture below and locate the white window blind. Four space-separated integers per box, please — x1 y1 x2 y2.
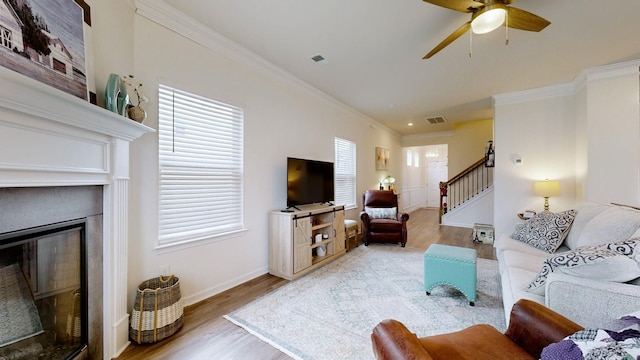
334 137 356 208
158 84 244 247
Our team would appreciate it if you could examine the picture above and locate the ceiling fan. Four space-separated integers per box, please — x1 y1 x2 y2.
422 0 550 59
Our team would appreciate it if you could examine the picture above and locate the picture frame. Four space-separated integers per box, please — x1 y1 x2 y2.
375 147 389 171
0 0 90 100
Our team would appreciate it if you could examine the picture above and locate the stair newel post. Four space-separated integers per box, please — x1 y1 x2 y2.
439 181 448 224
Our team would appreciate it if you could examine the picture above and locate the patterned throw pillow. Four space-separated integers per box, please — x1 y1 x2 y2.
511 209 577 253
365 207 397 220
588 238 640 257
525 247 640 295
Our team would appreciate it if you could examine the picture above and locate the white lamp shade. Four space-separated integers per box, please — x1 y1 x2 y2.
382 176 396 184
534 180 561 197
471 6 506 34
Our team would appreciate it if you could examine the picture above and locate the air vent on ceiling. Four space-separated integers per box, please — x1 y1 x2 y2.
310 54 329 65
426 116 446 124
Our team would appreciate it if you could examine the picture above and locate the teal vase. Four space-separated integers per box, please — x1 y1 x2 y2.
105 74 129 116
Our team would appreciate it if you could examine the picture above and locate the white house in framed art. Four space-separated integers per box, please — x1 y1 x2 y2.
35 29 75 79
0 0 24 52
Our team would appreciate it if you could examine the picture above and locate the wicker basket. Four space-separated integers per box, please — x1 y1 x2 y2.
130 275 184 344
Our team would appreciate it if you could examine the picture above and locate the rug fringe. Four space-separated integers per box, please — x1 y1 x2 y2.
223 315 304 360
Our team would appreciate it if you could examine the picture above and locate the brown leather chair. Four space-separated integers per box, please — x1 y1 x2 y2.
360 190 409 247
371 299 584 360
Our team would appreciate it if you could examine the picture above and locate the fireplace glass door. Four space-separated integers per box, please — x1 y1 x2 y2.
0 219 87 359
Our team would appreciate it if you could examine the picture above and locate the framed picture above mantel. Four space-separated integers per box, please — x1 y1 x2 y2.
0 0 91 100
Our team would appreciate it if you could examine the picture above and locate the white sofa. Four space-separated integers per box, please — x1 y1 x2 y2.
496 202 640 328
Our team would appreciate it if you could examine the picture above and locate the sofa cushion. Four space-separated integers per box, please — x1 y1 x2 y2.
501 266 544 324
564 202 609 250
511 210 577 253
365 206 397 219
369 218 403 232
526 247 640 295
500 249 550 274
572 205 640 248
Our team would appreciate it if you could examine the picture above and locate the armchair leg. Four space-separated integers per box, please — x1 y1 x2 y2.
401 242 406 247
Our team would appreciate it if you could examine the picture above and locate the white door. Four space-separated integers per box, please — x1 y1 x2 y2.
426 160 448 207
424 144 448 208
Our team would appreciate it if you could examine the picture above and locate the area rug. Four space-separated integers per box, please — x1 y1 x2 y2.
0 263 44 347
225 245 505 360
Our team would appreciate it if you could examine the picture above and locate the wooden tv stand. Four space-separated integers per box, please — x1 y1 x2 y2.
269 204 346 280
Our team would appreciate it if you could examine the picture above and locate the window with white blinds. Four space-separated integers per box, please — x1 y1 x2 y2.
334 137 356 209
158 84 244 247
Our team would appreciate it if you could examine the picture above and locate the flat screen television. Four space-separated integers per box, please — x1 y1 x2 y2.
287 157 334 208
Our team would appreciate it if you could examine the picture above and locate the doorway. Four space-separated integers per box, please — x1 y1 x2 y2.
424 145 448 208
401 144 448 211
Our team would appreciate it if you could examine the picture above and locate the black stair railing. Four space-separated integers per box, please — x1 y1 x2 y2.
439 157 493 223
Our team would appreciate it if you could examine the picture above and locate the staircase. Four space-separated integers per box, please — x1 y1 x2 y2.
439 157 494 224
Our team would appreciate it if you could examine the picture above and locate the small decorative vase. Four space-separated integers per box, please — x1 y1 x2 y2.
128 106 147 123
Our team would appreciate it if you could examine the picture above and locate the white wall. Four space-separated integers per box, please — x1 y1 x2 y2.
582 66 640 204
493 87 577 237
442 188 494 228
94 3 402 307
493 60 640 238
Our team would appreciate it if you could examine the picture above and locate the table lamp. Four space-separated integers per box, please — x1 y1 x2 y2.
533 180 560 211
382 176 396 191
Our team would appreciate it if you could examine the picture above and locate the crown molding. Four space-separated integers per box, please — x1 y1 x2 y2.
492 82 576 106
494 58 640 106
133 0 399 136
575 58 640 91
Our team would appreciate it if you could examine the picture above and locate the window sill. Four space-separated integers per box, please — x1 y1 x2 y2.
155 228 248 254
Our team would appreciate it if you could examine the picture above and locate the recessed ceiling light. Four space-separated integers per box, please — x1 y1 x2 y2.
408 123 413 126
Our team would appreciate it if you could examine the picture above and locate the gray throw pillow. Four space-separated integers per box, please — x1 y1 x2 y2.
511 209 577 253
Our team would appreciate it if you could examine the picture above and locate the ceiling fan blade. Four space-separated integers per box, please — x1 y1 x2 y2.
423 21 471 59
422 0 483 13
506 7 550 32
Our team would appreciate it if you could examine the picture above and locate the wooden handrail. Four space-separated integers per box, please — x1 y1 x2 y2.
439 157 493 224
446 157 486 185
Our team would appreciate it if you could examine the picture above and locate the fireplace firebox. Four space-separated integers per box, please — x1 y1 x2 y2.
0 219 88 359
0 186 103 360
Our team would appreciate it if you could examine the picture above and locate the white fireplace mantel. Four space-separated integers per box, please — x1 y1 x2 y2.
0 67 154 359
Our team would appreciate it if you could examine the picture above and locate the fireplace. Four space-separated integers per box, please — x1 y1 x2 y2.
0 186 103 360
0 67 153 359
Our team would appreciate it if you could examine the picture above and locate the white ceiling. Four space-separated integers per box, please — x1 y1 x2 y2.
161 0 640 136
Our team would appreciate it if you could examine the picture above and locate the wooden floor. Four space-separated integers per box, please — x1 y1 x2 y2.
116 208 495 359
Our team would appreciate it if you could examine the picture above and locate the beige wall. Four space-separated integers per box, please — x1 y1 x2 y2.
402 119 493 177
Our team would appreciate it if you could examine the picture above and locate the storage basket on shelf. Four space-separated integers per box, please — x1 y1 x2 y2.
130 275 184 344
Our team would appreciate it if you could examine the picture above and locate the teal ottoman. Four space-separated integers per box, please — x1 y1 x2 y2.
424 244 477 306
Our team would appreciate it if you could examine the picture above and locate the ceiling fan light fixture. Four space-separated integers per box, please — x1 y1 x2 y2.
471 5 506 34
